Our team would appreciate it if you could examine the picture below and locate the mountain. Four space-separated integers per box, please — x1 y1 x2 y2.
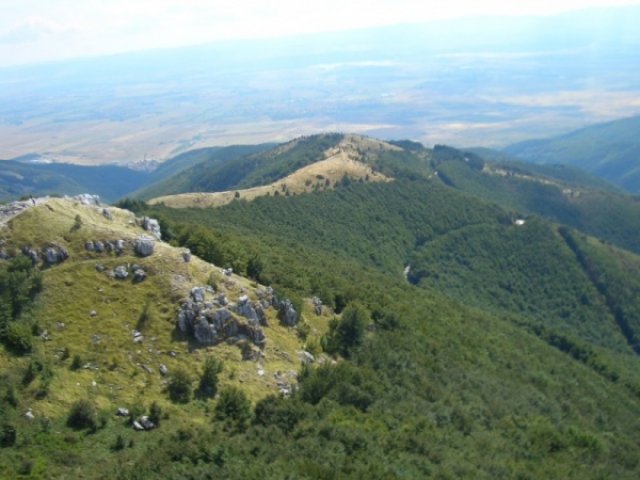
4 134 640 478
504 115 640 193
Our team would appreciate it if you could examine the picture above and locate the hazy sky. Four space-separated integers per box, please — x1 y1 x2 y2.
1 0 639 67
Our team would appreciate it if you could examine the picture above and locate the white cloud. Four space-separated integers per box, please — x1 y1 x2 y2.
0 0 639 65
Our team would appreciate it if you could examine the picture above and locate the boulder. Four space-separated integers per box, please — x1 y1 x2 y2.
134 236 155 257
194 317 217 345
255 303 268 326
142 217 162 240
132 421 144 431
22 246 39 266
236 295 259 325
139 416 155 430
116 407 129 417
43 245 68 265
113 266 128 279
104 241 114 253
85 241 95 251
132 268 146 283
74 194 101 206
277 299 298 327
114 239 125 255
191 287 206 303
216 293 228 306
159 364 168 376
94 241 105 253
102 208 113 220
182 249 191 262
95 263 105 272
313 296 323 316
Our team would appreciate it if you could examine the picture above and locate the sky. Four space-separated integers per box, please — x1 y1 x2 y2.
0 0 639 67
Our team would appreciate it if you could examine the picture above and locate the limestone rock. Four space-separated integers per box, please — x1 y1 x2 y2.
43 245 68 265
116 407 129 417
114 239 125 255
159 364 168 376
94 241 104 253
134 236 154 257
74 194 101 206
132 268 146 283
142 217 162 240
102 208 113 220
139 416 155 430
182 249 191 263
85 241 95 252
191 287 205 303
276 298 298 327
113 266 128 279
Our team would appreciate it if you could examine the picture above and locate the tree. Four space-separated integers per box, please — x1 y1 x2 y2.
246 255 264 282
323 304 369 358
198 357 223 399
214 387 252 431
167 368 192 403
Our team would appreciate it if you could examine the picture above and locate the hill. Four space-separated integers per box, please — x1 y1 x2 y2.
504 115 640 193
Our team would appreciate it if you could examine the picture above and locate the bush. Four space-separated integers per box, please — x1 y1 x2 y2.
198 357 223 399
168 368 192 403
214 387 252 431
149 401 162 426
5 321 33 354
0 423 16 447
70 354 83 371
67 400 97 431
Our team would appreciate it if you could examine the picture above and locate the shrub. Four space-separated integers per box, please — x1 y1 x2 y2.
198 357 223 399
0 423 16 447
168 368 192 403
70 354 83 371
214 387 252 431
67 400 97 431
149 401 162 426
322 304 368 358
5 321 33 354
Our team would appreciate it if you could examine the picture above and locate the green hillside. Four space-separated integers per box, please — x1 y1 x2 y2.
504 115 640 193
4 134 640 478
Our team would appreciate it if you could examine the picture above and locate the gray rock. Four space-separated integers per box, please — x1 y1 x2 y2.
134 236 154 257
139 416 155 430
104 241 114 253
85 241 95 251
95 263 105 272
132 269 146 283
159 364 168 376
89 310 97 317
94 241 104 253
313 297 323 315
277 299 298 327
217 293 228 306
142 217 162 240
236 295 259 325
74 194 101 206
22 246 39 266
191 287 205 303
194 317 217 345
114 239 125 255
298 351 315 365
102 208 113 220
222 267 233 276
116 407 129 416
182 249 191 262
44 245 68 265
0 249 8 260
24 410 35 420
132 420 144 431
255 303 268 326
114 266 128 279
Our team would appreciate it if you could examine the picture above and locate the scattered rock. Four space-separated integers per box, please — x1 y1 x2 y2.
132 268 146 283
116 407 129 417
85 241 95 252
104 241 114 253
142 217 162 240
94 241 105 253
24 410 35 421
43 245 68 265
114 239 125 255
216 293 228 306
313 296 323 316
74 194 101 206
132 420 144 431
191 287 206 303
139 416 155 430
236 295 259 325
276 298 298 327
22 246 39 266
102 208 113 220
134 236 155 257
182 249 191 262
113 266 129 279
89 310 97 317
159 364 168 376
222 267 233 276
297 350 315 365
95 263 105 272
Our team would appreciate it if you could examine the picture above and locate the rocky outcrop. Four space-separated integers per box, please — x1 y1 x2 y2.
113 266 129 279
115 239 125 255
313 296 323 315
43 244 68 266
73 194 101 206
176 288 267 348
132 268 146 283
134 236 155 257
182 249 191 263
142 217 162 240
274 297 298 327
21 246 39 266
